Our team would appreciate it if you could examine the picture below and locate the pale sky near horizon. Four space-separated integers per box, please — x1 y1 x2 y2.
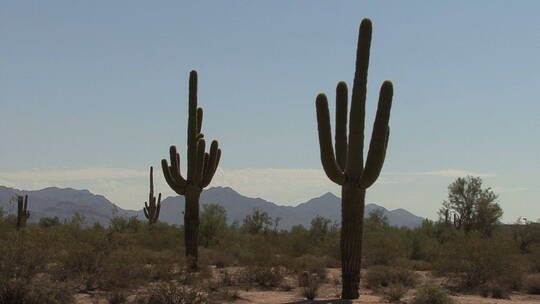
1 1 540 222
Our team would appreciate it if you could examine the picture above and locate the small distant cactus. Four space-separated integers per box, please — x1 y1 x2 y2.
143 166 161 224
162 70 221 271
16 195 30 229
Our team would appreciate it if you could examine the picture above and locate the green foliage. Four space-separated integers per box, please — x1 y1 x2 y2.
199 204 228 247
39 216 61 228
512 217 540 253
109 216 143 233
300 272 319 300
411 284 455 304
434 235 524 291
382 284 409 303
287 255 328 282
0 277 74 304
240 265 285 289
242 208 274 234
365 265 417 290
135 281 209 304
439 176 502 236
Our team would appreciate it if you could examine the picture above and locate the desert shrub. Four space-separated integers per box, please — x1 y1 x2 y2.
107 290 128 304
365 265 417 290
528 249 540 273
383 284 408 302
199 204 228 248
209 288 240 302
280 281 293 291
56 236 109 290
524 274 540 295
239 265 284 289
288 254 328 282
0 232 49 282
39 216 61 228
434 235 524 290
109 216 143 233
479 281 510 299
98 248 149 290
177 265 212 286
200 249 235 268
300 272 319 300
135 282 209 304
411 284 455 304
0 277 74 304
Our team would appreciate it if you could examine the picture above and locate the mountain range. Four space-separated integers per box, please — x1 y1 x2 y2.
0 186 423 229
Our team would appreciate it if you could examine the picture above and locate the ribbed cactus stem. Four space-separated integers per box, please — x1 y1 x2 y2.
16 195 30 229
143 166 161 224
315 18 394 299
161 70 222 271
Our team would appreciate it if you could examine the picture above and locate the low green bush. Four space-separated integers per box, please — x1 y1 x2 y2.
365 265 417 290
411 284 454 304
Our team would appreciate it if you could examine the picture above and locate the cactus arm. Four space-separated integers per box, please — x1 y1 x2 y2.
335 81 349 170
197 108 203 134
316 94 346 185
359 81 393 189
169 146 187 186
143 207 150 219
193 139 206 185
187 70 199 181
162 159 186 195
155 193 161 221
360 127 390 189
347 19 372 179
162 146 187 193
149 166 155 200
201 141 220 187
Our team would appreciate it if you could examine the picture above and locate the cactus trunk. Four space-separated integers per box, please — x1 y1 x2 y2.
184 190 201 271
340 185 365 299
16 195 30 230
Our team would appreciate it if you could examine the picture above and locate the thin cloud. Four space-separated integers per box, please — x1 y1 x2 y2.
492 186 528 193
0 168 147 182
385 169 496 178
0 167 498 210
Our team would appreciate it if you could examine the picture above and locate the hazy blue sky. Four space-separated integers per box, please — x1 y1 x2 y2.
1 1 540 222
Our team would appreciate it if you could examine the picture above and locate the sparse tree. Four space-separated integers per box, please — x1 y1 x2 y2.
242 208 273 234
309 215 332 241
439 176 502 236
513 217 540 253
199 204 227 248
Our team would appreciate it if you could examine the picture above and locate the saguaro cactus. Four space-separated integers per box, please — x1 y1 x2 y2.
315 19 394 299
16 195 30 229
162 70 221 271
143 166 161 224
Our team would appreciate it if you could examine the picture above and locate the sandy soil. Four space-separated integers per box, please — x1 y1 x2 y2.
71 268 540 304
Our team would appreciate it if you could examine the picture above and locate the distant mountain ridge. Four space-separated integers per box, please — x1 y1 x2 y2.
0 186 423 229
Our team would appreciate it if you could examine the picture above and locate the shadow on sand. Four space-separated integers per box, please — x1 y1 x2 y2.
283 300 352 304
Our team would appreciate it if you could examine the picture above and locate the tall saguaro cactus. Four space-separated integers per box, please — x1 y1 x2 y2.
16 195 30 229
162 70 221 271
315 19 394 299
143 166 161 224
